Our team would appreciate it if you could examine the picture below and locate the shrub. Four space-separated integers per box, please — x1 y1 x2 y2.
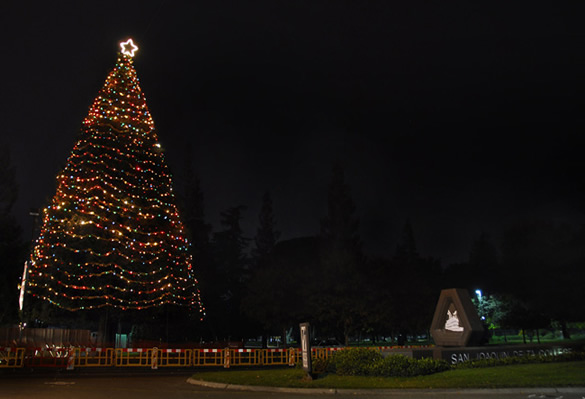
311 356 330 375
318 347 585 377
329 348 449 377
369 354 411 377
372 355 450 377
407 357 451 376
328 347 383 376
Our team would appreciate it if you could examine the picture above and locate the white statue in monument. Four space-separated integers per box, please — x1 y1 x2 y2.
445 309 464 332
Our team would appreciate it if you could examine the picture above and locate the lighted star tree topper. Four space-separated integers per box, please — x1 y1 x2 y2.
26 39 205 316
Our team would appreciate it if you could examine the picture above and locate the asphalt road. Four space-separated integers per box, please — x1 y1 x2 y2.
0 373 583 399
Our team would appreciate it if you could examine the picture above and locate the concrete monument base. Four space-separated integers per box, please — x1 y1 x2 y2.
381 342 578 365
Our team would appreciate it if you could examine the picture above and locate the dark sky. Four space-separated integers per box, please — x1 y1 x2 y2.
2 1 585 264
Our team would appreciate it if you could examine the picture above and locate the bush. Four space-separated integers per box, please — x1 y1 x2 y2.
329 348 449 377
368 354 411 377
408 357 451 376
372 355 450 377
311 356 330 375
322 347 585 378
294 356 331 376
328 347 383 376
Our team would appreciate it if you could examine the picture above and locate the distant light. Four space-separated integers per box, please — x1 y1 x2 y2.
120 39 139 57
475 289 482 299
155 143 161 148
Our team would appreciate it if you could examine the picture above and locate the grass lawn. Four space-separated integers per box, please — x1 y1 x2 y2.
191 361 585 389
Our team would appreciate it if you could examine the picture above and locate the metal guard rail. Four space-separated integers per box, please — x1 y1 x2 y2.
0 347 26 368
1 346 428 369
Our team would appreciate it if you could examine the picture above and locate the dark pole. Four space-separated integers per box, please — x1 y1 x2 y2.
29 208 40 242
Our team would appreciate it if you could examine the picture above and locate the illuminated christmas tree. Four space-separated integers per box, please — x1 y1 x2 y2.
26 40 204 317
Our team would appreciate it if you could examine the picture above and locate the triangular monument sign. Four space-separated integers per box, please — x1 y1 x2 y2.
430 288 484 347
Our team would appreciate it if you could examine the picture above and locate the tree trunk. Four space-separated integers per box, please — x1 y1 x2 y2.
561 321 571 339
101 308 108 347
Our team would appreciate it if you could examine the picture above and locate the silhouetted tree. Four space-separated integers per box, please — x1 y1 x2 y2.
214 206 249 280
238 192 281 346
443 232 500 293
0 145 25 325
395 219 418 263
362 257 398 341
179 166 213 256
252 191 280 265
317 164 365 344
497 294 549 344
243 237 321 347
175 164 216 339
391 220 441 342
210 206 251 339
320 165 362 255
469 232 500 291
499 219 585 338
159 163 215 341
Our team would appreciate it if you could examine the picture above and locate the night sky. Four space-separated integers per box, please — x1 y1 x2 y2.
2 1 585 265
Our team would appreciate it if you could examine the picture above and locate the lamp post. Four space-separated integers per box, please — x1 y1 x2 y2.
29 208 40 241
475 289 486 321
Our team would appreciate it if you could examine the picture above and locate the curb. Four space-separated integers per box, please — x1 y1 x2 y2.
187 378 336 394
186 378 585 396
